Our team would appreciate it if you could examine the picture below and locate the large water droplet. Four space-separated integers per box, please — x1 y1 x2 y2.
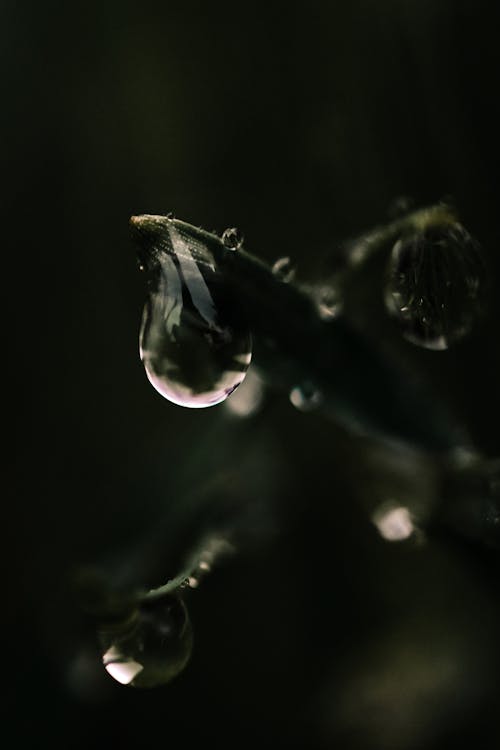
100 595 193 688
384 223 486 350
134 217 252 408
221 226 243 250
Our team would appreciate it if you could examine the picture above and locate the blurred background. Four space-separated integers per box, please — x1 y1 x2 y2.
6 0 500 747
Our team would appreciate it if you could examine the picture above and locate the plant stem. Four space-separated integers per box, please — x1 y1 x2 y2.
131 205 470 457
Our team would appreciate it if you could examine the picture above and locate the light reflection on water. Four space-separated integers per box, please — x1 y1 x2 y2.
102 646 144 685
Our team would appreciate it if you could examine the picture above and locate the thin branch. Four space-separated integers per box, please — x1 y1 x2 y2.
131 205 470 457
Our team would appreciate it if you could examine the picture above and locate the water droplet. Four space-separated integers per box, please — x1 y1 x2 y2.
372 503 415 542
221 227 243 250
289 382 322 412
384 223 487 350
315 285 343 320
272 256 295 282
100 595 192 688
134 218 252 408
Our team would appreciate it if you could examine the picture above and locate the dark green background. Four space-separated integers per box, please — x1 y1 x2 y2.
6 1 500 747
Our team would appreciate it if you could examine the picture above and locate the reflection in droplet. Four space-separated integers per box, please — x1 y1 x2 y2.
99 595 193 689
103 647 144 685
224 367 265 418
137 220 252 407
289 382 323 412
221 227 244 250
272 256 295 282
384 224 486 350
373 504 414 542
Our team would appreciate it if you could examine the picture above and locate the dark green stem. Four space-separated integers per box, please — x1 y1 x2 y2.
131 206 470 456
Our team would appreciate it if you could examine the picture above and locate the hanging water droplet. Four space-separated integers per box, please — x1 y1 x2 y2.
100 595 193 688
132 215 252 408
289 382 322 412
272 256 295 282
384 223 487 350
221 226 244 250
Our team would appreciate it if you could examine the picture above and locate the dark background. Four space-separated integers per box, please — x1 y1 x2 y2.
6 1 500 748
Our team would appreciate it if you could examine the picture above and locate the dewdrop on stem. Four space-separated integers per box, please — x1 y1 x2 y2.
384 223 487 350
131 215 252 408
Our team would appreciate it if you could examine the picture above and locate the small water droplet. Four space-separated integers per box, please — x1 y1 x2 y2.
289 382 322 412
372 503 415 542
134 219 252 408
384 223 487 350
272 256 295 282
100 595 192 688
221 227 243 250
315 285 343 320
